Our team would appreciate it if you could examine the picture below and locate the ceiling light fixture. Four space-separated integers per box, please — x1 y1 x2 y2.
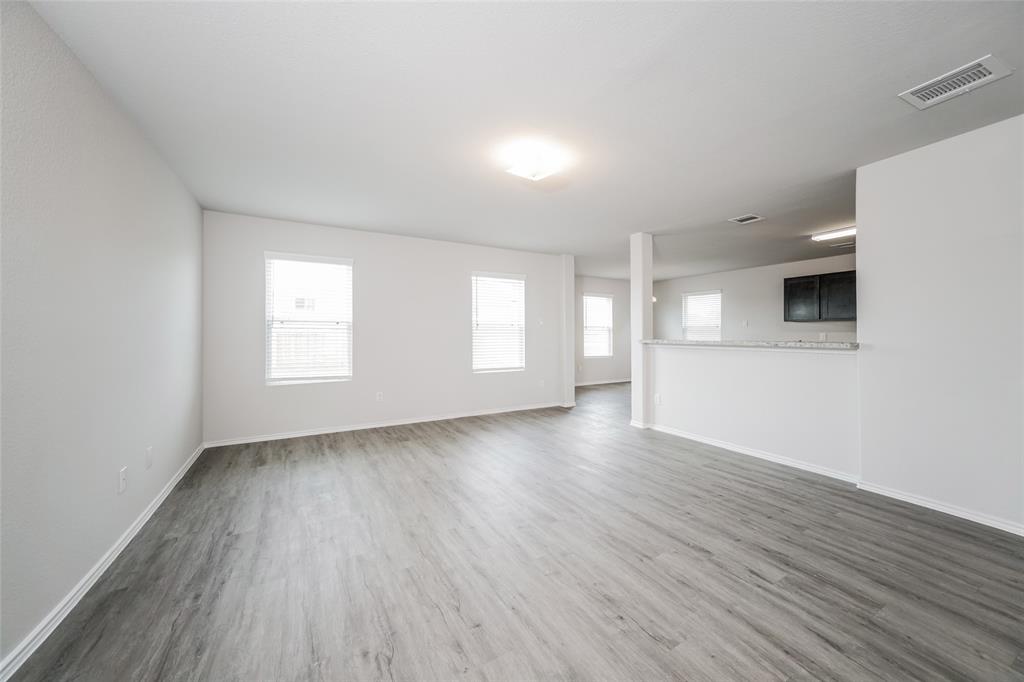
811 226 857 242
495 137 573 181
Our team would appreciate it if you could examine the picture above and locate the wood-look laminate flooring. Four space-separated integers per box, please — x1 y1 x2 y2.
16 383 1024 681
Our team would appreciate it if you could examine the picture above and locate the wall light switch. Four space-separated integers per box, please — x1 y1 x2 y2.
655 393 662 405
118 467 127 494
145 446 153 470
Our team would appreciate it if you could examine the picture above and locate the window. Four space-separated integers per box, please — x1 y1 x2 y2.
472 273 525 372
265 254 353 383
681 290 721 341
582 294 613 357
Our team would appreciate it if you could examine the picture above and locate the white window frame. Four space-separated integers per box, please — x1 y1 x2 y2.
265 252 354 385
681 289 722 341
582 293 614 358
471 271 526 373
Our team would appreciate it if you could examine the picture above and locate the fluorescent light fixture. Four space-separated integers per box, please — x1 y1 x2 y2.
495 137 573 181
811 226 857 242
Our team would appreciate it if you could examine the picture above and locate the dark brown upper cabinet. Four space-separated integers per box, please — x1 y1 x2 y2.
783 270 856 322
819 271 857 321
784 275 820 322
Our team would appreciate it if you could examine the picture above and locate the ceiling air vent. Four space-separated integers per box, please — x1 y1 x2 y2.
899 55 1013 110
728 214 764 225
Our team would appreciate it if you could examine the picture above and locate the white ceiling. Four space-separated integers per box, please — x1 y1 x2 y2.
33 1 1024 280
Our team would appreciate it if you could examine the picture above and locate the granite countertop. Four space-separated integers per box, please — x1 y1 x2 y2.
641 338 859 350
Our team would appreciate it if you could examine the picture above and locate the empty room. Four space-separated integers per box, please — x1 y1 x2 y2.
2 1 1024 680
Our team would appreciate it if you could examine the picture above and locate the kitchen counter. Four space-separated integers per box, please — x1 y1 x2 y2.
641 338 858 351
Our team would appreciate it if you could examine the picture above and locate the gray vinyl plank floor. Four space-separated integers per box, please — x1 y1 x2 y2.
15 383 1024 681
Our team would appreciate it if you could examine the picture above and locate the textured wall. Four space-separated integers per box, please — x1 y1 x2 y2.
1 3 203 658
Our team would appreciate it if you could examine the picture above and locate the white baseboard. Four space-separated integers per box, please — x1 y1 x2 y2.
629 420 648 429
0 442 206 682
857 481 1024 538
648 423 859 484
575 378 631 387
203 401 566 448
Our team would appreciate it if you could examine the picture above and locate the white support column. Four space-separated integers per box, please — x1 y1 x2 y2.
560 254 576 408
630 233 653 427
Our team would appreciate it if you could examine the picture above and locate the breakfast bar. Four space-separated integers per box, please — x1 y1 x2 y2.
640 338 860 482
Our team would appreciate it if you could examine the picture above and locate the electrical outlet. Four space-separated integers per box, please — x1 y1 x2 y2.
375 391 384 401
145 446 153 470
539 379 546 388
118 467 127 494
655 393 662 405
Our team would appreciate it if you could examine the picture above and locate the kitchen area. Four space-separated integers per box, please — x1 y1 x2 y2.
637 246 861 482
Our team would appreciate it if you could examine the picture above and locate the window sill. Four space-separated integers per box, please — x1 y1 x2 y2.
266 377 352 386
583 355 613 359
473 368 525 374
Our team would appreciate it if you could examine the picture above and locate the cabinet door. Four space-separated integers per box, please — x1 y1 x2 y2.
784 275 820 321
820 270 856 321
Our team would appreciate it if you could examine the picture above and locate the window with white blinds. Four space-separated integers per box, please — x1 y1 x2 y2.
265 254 353 382
681 290 722 341
472 273 525 372
583 294 613 357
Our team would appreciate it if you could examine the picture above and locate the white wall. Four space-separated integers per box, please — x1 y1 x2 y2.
857 114 1023 532
653 254 857 342
648 345 860 481
203 211 571 443
575 276 630 385
1 2 203 662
